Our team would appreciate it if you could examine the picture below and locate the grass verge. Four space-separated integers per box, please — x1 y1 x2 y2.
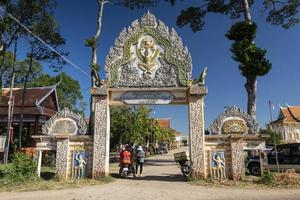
187 173 300 189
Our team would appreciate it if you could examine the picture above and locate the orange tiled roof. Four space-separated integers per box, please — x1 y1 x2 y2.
156 118 170 128
273 106 300 124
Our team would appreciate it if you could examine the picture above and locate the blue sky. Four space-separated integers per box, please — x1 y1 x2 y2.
15 1 300 135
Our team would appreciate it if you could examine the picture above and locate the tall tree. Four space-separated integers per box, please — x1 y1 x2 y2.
174 0 272 119
18 0 67 149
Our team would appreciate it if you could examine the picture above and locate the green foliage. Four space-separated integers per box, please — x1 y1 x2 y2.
226 21 272 78
4 152 37 183
175 0 254 32
260 170 275 185
264 0 300 29
120 0 159 9
260 128 283 146
85 38 97 48
182 139 188 146
177 7 206 32
110 106 175 149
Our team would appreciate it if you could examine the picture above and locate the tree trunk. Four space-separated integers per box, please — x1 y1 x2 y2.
89 0 106 134
4 39 17 163
245 76 257 119
18 45 34 149
243 0 257 119
242 0 252 24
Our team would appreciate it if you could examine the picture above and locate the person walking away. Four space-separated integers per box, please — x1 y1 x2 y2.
135 145 145 177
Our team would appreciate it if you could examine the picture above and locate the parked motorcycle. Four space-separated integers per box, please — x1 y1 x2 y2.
174 151 191 177
119 164 134 178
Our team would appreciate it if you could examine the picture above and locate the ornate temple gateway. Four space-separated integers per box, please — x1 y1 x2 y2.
34 12 266 181
91 11 207 179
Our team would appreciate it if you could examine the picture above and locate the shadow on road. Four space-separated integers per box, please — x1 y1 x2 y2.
110 173 186 182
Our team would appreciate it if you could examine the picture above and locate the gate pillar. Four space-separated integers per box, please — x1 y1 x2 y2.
189 85 207 179
92 87 110 178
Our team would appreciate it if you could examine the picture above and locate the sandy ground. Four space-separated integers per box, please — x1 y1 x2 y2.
1 147 300 200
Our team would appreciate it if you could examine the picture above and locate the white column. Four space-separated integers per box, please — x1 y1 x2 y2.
37 150 42 177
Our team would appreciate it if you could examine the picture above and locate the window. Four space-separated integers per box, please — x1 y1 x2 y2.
291 146 300 156
277 147 290 156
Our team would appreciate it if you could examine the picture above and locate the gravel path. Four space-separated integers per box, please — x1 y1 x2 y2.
1 147 300 200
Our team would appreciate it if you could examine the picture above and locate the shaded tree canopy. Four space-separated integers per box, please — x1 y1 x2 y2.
260 128 283 146
110 106 175 149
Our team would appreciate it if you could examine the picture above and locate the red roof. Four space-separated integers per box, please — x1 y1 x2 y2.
156 118 170 128
272 106 300 124
0 87 59 117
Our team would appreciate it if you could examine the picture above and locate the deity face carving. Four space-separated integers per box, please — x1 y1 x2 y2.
137 36 160 73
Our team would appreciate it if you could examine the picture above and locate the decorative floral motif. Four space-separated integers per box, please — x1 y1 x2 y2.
223 119 247 134
42 107 87 136
210 106 259 135
105 11 192 87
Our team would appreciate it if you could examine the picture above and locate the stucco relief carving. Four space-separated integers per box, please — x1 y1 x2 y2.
92 96 108 178
105 11 192 87
223 119 247 134
210 106 259 135
42 107 87 136
56 139 69 179
189 96 205 179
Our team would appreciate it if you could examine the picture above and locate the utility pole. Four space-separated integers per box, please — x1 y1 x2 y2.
269 100 280 173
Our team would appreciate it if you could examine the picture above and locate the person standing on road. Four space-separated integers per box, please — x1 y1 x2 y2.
135 145 145 177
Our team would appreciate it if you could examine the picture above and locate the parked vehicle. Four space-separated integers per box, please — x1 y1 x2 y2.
119 164 134 178
159 142 168 155
174 151 190 177
246 143 300 176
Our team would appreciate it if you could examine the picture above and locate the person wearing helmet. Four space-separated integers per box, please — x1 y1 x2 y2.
119 144 136 177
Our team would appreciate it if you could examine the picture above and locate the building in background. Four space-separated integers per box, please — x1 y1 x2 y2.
270 106 300 143
155 118 188 146
0 86 59 147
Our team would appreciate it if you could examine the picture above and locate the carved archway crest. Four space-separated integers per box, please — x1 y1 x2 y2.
105 11 192 88
42 107 87 136
210 106 259 135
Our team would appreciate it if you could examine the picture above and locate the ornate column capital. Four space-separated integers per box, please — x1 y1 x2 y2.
189 85 208 96
91 85 108 96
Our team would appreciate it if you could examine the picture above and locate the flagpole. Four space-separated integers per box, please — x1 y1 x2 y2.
269 100 279 173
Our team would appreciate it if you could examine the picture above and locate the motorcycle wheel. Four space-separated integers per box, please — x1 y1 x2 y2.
181 165 190 177
123 171 128 178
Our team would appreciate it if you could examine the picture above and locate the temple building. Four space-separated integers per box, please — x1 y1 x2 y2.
270 106 300 143
0 86 59 147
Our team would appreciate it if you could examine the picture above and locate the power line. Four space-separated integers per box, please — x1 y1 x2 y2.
0 7 90 78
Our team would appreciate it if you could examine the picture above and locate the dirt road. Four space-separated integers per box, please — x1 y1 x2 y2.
1 147 300 200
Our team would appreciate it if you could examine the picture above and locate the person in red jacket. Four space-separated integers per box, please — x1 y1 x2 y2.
119 144 136 177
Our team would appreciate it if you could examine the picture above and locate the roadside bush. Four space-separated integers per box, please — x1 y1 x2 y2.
260 170 275 185
0 164 6 179
5 152 37 182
